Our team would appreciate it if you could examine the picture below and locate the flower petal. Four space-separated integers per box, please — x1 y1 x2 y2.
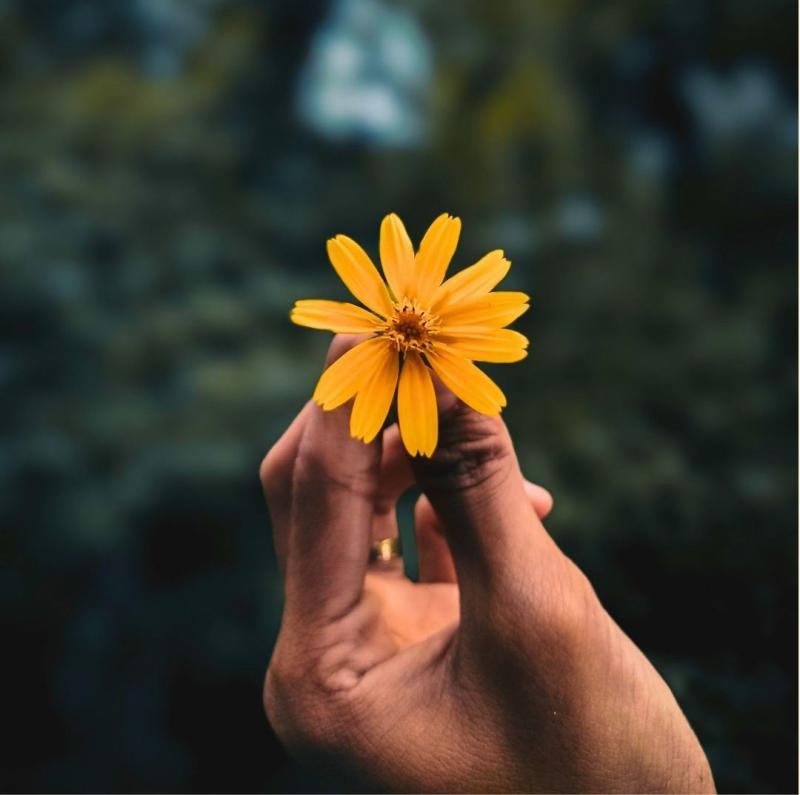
427 344 507 415
397 352 438 457
350 343 399 443
327 235 394 318
291 300 383 333
413 214 461 305
431 250 510 313
435 328 529 363
438 291 530 329
379 213 415 301
313 336 392 410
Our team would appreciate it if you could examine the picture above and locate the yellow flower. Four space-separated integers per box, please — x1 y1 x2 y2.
291 213 529 457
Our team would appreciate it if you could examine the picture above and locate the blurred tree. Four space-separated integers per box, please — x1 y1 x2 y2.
0 0 795 791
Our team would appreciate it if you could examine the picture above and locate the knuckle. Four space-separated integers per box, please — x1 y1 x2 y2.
488 556 599 664
538 559 599 649
423 405 515 493
259 444 285 498
264 648 346 755
264 629 369 757
294 437 377 503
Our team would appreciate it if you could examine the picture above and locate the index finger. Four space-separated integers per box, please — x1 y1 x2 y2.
284 335 385 624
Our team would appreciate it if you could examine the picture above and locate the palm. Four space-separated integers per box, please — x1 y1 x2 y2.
363 572 459 651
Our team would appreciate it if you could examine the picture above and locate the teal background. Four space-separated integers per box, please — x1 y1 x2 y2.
2 1 796 791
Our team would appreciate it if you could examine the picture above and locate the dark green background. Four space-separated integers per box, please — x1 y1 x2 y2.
2 1 796 792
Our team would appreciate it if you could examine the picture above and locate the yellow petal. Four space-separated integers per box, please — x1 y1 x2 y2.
379 213 414 301
291 300 383 333
313 336 391 410
438 291 530 329
413 213 461 305
427 344 507 415
350 343 399 443
397 351 438 457
327 235 394 318
435 328 529 363
431 250 510 313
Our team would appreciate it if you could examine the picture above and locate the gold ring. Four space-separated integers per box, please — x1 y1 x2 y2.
369 536 402 563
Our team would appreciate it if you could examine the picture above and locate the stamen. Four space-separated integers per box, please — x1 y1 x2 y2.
382 300 440 353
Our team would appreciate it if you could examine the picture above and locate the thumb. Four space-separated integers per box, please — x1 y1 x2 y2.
411 382 555 606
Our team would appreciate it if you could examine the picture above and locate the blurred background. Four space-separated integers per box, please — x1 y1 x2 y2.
2 0 796 791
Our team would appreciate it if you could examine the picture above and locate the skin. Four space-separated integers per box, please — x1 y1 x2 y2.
260 335 715 793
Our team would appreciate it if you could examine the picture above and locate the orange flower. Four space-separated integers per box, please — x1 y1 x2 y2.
291 213 529 457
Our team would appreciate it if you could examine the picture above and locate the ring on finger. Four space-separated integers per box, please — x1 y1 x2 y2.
369 536 402 564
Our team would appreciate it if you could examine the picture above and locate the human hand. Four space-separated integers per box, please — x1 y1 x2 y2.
260 336 715 793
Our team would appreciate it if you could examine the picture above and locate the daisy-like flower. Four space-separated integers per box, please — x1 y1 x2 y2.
291 213 529 457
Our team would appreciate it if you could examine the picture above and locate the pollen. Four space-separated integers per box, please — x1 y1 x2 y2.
384 300 440 353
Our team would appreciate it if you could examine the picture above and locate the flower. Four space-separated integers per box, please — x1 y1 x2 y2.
291 213 529 457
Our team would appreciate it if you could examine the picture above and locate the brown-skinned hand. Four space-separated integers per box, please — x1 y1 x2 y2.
260 336 715 793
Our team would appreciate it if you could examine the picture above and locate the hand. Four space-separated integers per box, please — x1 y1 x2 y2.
260 336 715 793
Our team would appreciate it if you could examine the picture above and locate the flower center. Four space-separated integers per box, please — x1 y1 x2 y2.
384 300 439 353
